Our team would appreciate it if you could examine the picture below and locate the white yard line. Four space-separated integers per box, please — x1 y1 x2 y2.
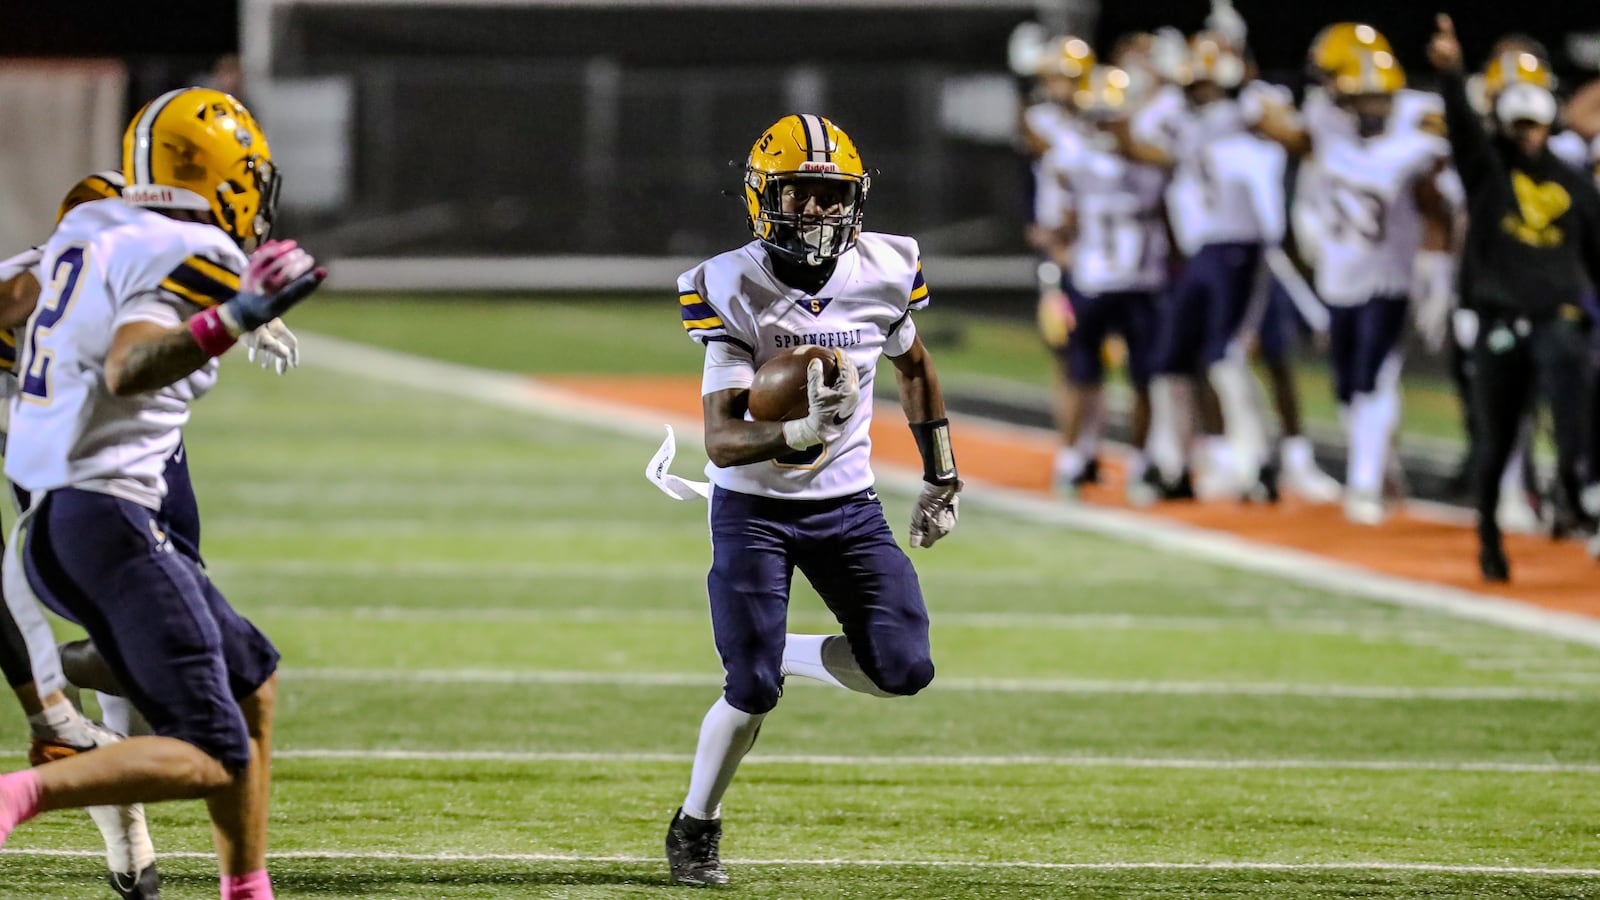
277 666 1590 700
5 847 1597 876
296 333 1600 651
265 748 1600 774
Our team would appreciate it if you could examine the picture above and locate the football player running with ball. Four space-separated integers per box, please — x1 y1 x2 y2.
665 114 959 885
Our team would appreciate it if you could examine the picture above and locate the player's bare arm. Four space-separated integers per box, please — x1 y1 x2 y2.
1105 116 1173 169
702 389 794 467
889 334 946 424
0 271 39 331
1563 77 1600 141
104 320 213 396
1250 103 1313 158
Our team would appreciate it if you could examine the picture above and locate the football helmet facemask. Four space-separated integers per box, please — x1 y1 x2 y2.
744 114 869 267
121 87 280 251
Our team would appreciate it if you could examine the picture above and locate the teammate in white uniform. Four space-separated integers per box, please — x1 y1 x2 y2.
1115 32 1294 501
1251 24 1457 523
663 114 958 887
0 88 325 900
0 172 165 900
1038 65 1170 499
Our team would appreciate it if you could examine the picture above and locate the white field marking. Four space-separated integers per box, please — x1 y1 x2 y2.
263 748 1600 774
5 848 1599 876
295 334 1600 650
276 667 1591 700
1 747 1595 774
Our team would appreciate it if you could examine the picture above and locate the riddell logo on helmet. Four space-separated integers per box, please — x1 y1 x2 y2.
799 162 840 173
123 186 178 205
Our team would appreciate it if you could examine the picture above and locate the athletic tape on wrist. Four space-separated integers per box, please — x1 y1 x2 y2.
188 307 239 358
910 418 958 484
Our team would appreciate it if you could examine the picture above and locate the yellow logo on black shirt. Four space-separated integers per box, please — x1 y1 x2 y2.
1502 171 1570 247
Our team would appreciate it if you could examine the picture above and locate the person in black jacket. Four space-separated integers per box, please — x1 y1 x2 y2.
1429 14 1600 582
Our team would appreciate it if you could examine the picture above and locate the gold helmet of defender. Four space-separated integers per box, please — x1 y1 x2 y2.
743 114 869 266
55 170 124 224
1309 23 1393 86
121 87 279 251
1484 50 1553 94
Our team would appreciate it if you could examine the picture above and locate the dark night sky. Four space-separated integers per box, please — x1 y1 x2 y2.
0 0 1594 79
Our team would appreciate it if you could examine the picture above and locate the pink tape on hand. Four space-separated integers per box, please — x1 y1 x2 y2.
188 306 240 357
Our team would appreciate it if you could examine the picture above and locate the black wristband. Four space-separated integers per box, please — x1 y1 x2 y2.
910 419 958 484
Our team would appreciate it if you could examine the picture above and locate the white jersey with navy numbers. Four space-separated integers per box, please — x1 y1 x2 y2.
1161 101 1286 256
1312 129 1448 305
1044 134 1169 294
6 198 242 509
680 233 926 501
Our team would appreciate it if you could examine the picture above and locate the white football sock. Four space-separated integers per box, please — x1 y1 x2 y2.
681 698 765 821
1146 376 1187 482
1345 392 1399 497
1279 435 1316 473
1207 355 1268 476
96 693 132 736
780 634 892 696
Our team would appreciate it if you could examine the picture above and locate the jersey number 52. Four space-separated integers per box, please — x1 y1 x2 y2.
21 245 88 404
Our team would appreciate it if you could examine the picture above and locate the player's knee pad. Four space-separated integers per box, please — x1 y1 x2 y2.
723 668 782 715
867 654 935 698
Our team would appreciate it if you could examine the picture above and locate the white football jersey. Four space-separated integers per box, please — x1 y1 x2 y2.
680 234 925 501
1162 101 1285 256
1027 104 1082 230
1044 134 1169 294
6 199 239 508
1303 87 1443 147
1312 129 1448 305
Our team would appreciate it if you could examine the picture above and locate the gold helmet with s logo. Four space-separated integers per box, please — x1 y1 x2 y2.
744 114 869 266
122 87 280 251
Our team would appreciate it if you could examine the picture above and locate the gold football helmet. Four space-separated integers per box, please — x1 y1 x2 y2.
1038 36 1095 80
1328 48 1406 97
743 114 869 266
1484 50 1553 94
1309 23 1393 89
1075 66 1136 120
55 170 124 224
121 87 279 251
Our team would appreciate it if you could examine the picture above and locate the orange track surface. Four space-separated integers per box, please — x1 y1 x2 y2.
547 375 1599 619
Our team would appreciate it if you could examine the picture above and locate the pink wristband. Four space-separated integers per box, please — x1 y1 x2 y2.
188 306 239 358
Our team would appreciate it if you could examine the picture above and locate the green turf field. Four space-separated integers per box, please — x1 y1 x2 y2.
2 311 1595 898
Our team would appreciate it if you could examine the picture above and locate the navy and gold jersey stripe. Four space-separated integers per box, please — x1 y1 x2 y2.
0 329 16 374
159 254 240 308
679 290 725 333
909 257 929 309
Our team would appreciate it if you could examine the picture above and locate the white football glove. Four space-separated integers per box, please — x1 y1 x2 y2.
1411 250 1456 353
781 350 861 451
910 479 962 549
242 318 299 375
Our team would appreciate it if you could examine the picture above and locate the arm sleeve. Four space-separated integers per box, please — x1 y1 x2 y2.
700 337 756 396
1439 70 1497 192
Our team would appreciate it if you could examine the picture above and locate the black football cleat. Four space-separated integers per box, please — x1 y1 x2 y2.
109 864 160 900
666 808 728 886
1479 541 1510 584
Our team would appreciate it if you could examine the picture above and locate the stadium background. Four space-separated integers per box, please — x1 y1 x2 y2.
1 1 1600 897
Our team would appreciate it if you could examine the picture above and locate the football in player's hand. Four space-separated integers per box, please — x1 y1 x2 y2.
748 346 838 421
